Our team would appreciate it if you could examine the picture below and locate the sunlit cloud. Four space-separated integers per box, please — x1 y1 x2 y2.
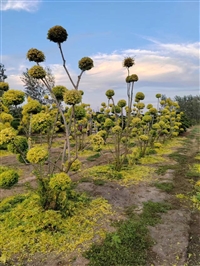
3 40 199 109
1 0 41 12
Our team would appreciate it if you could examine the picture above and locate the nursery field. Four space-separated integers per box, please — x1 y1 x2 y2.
0 125 199 266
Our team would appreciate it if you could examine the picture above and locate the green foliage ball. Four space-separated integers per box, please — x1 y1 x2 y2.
0 112 13 123
105 89 115 99
147 104 153 109
117 99 126 108
52 85 68 101
91 134 104 152
139 135 149 142
104 118 114 128
97 130 107 139
101 102 106 107
68 105 86 120
123 57 135 68
126 74 138 83
0 128 17 145
49 172 71 191
28 65 46 79
135 92 145 101
47 25 68 43
136 102 145 109
26 48 45 63
0 82 9 91
31 113 54 133
64 90 82 105
26 146 48 164
22 99 42 114
112 125 122 134
154 142 162 148
132 117 141 125
111 105 121 114
149 107 157 114
7 136 28 154
78 57 94 71
142 115 152 123
0 169 19 188
70 159 82 172
156 93 162 99
3 90 25 106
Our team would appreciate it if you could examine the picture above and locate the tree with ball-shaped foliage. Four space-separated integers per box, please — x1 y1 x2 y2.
46 25 93 90
26 25 94 172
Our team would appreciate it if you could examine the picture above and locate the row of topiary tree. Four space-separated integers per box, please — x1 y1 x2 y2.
0 25 185 214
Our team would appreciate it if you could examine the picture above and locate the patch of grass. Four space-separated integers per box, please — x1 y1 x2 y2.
140 201 171 226
86 153 101 161
93 179 106 186
168 152 187 163
154 182 174 192
79 177 92 183
84 201 171 266
84 219 151 266
155 165 174 175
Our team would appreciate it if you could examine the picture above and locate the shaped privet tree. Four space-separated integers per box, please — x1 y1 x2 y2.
26 25 94 174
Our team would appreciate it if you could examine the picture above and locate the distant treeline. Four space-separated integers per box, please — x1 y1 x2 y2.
175 95 200 126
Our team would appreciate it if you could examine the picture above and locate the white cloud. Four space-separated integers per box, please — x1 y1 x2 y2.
3 40 199 109
1 0 41 12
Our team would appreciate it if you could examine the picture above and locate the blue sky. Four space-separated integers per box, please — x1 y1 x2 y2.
1 0 199 109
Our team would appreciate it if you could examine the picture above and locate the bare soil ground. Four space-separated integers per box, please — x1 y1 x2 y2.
0 127 199 266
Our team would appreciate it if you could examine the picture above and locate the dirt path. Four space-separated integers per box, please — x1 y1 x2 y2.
0 127 199 266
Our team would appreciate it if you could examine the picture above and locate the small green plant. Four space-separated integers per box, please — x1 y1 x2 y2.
84 219 151 266
79 177 92 183
84 201 171 265
93 179 106 186
155 165 174 175
169 152 187 163
0 169 19 188
154 182 174 192
140 201 171 226
86 153 101 161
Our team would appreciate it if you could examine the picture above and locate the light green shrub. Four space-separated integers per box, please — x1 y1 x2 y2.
0 170 19 188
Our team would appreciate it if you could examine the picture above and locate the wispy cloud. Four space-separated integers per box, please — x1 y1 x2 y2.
3 40 199 109
1 0 41 12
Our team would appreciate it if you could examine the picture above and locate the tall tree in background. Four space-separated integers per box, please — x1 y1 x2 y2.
174 95 200 125
0 63 7 82
21 66 55 104
0 64 8 97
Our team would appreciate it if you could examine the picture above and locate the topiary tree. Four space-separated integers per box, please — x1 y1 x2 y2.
0 169 19 188
2 89 25 107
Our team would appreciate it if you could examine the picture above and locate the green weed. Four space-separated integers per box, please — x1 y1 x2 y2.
86 153 101 161
155 165 174 175
154 182 174 192
168 152 187 163
93 179 106 186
